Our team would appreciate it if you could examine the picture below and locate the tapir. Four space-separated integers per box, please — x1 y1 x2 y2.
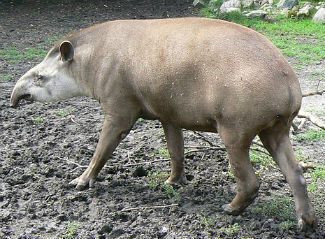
10 17 316 230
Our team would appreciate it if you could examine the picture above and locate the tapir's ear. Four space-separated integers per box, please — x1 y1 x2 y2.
59 41 74 62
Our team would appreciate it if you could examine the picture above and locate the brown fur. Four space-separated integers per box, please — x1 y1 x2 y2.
11 18 315 230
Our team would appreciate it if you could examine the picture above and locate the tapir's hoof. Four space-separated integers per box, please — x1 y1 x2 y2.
298 217 317 232
69 177 95 190
222 204 243 216
165 174 188 186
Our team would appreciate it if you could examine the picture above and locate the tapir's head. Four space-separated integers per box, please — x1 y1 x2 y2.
10 41 85 107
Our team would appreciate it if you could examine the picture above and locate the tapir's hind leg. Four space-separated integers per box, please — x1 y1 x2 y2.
218 126 260 215
70 115 136 189
162 123 187 184
258 122 316 231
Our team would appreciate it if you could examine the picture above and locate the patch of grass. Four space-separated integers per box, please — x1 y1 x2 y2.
279 220 296 231
295 148 309 162
46 35 63 45
157 148 170 158
1 74 13 81
162 183 181 200
251 195 296 221
61 222 79 239
148 171 169 188
34 116 43 124
307 109 325 116
148 171 180 200
198 214 216 229
297 129 325 141
219 222 242 236
200 9 325 65
57 110 69 117
0 46 47 63
308 167 325 192
250 150 275 167
24 47 47 60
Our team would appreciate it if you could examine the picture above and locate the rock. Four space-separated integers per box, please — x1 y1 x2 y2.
281 6 299 17
193 0 206 6
242 0 254 8
297 3 315 17
245 9 268 17
220 0 241 13
277 0 298 9
222 7 241 13
313 7 325 23
261 4 273 11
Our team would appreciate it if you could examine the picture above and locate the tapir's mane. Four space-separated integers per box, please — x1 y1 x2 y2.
47 21 111 58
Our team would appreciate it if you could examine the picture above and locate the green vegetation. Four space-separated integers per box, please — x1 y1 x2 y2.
219 222 242 236
0 46 47 63
34 116 43 123
308 167 325 192
198 214 216 229
61 222 79 239
57 110 69 117
297 128 325 141
251 195 296 221
250 150 275 167
157 148 170 158
279 220 296 231
148 171 181 200
1 74 13 81
295 148 309 162
200 9 325 65
46 35 63 45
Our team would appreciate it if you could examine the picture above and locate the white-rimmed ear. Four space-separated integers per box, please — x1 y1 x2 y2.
60 41 74 62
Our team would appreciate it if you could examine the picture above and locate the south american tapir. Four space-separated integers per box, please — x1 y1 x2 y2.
10 17 316 231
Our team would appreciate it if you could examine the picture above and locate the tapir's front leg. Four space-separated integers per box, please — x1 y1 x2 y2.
70 116 135 189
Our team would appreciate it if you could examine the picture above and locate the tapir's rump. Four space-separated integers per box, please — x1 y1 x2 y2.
10 18 316 231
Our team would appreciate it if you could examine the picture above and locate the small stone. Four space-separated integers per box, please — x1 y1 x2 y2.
242 0 254 8
220 0 241 13
277 0 298 9
193 0 205 7
245 10 268 17
297 3 315 17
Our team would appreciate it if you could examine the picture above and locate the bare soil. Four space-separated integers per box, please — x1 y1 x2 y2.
0 0 324 238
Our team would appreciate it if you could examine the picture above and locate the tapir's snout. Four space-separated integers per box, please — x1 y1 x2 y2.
10 78 33 107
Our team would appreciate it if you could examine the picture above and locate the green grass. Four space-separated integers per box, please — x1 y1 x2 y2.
308 167 325 192
250 150 275 167
297 129 325 141
200 9 325 65
251 195 296 221
148 171 169 188
34 116 43 124
61 222 79 239
0 46 47 63
148 171 181 200
219 222 242 236
1 74 13 81
198 214 216 230
57 110 69 117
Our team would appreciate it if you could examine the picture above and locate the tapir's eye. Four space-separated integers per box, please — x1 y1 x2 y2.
37 75 44 81
35 75 46 86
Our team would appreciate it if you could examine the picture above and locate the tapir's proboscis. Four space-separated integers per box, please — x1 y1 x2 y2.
10 18 316 231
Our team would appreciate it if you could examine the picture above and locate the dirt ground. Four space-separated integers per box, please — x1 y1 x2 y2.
1 0 325 238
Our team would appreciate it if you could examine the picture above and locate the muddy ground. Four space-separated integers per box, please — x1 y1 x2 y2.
0 0 325 238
